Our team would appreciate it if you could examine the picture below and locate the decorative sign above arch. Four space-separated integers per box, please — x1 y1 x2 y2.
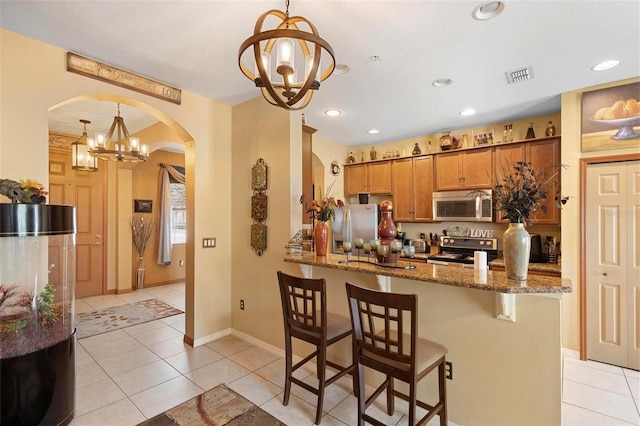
67 52 182 105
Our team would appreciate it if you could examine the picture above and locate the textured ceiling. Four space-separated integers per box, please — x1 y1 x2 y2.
1 1 639 147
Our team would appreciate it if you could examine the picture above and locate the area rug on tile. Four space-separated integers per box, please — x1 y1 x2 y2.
76 298 183 339
138 384 285 426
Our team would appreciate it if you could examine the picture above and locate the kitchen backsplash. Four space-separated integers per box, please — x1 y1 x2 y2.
398 221 561 254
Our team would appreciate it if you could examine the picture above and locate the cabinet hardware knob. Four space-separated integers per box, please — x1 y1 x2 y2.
95 242 102 246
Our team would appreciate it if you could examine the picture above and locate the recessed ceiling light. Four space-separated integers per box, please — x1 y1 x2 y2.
591 60 620 71
324 109 342 117
334 64 351 75
432 78 452 87
460 108 476 116
472 1 505 20
368 129 379 134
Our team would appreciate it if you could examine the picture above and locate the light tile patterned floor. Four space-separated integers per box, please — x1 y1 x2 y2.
69 283 640 426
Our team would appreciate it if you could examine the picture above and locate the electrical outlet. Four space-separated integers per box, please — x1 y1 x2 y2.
240 299 244 310
445 361 453 380
179 260 184 267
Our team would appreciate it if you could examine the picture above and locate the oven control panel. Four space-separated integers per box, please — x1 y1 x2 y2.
440 236 498 251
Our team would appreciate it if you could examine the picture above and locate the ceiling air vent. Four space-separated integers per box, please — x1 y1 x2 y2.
506 66 535 84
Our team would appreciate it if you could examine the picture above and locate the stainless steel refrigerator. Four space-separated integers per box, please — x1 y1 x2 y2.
332 204 379 253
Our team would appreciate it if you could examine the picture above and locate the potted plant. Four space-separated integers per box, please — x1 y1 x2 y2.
494 161 565 280
306 181 343 256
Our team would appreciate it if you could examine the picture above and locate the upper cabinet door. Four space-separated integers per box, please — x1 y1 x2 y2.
461 148 493 189
344 163 368 196
493 138 561 224
435 152 463 190
527 138 561 224
435 147 492 190
368 161 392 194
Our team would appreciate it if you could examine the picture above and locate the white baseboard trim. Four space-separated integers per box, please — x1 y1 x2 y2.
192 328 232 347
562 347 580 359
230 329 311 369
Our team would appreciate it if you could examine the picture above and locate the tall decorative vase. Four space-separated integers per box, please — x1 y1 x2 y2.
315 222 329 256
136 257 145 290
377 200 398 263
503 223 531 280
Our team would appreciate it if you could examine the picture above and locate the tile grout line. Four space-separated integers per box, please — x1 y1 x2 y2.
623 374 640 416
562 402 639 426
563 377 636 399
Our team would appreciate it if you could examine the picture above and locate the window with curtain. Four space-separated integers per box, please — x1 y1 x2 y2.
158 164 185 265
170 181 186 244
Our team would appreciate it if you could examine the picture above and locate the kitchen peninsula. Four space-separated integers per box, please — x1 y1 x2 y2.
283 252 571 425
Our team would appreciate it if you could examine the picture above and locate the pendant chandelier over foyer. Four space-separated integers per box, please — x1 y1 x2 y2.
71 119 99 172
238 0 335 110
88 103 149 163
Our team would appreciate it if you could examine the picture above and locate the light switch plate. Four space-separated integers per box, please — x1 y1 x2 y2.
203 237 216 248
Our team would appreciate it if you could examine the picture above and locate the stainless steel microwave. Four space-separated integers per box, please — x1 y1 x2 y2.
432 190 493 222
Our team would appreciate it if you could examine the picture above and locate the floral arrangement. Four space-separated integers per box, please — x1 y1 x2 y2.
0 178 48 204
494 161 566 225
307 181 344 223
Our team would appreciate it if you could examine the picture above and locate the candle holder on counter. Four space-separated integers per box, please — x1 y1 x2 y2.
390 240 403 267
342 241 352 261
403 245 416 268
363 243 372 262
354 238 364 261
338 235 415 269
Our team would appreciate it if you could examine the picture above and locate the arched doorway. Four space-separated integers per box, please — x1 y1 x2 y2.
47 96 195 301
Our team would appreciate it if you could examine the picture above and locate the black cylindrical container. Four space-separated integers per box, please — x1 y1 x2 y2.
0 204 76 426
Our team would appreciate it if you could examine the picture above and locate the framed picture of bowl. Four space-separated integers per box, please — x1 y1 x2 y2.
581 81 640 152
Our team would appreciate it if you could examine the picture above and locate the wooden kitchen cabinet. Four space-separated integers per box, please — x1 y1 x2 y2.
435 147 493 190
493 137 561 224
392 155 433 222
344 160 392 196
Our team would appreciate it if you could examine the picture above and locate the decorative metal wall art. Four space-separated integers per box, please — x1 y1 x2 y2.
251 158 268 255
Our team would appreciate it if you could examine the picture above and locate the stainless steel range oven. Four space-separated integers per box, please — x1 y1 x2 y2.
427 236 498 266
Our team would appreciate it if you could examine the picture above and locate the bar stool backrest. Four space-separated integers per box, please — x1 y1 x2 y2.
346 283 417 378
278 271 327 343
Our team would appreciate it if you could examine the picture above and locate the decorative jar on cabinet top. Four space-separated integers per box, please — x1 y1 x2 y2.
439 132 453 150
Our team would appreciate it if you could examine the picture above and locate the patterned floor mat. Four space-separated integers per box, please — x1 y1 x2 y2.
76 298 183 339
138 385 285 426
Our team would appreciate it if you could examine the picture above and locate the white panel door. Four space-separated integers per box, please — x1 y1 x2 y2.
627 161 640 370
586 160 639 369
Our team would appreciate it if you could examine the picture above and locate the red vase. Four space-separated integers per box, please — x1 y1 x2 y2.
377 200 398 263
314 222 329 256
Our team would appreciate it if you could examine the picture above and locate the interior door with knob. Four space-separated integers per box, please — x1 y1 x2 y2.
586 160 639 370
49 148 105 298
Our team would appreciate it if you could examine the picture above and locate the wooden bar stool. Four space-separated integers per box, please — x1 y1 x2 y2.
277 271 356 425
345 282 448 426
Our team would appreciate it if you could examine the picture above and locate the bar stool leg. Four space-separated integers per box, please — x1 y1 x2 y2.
387 376 395 415
439 361 448 426
356 363 366 426
409 381 417 426
283 333 293 406
316 343 327 425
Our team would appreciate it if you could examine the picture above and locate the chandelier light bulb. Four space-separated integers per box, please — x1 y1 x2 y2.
95 132 106 148
130 137 140 152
